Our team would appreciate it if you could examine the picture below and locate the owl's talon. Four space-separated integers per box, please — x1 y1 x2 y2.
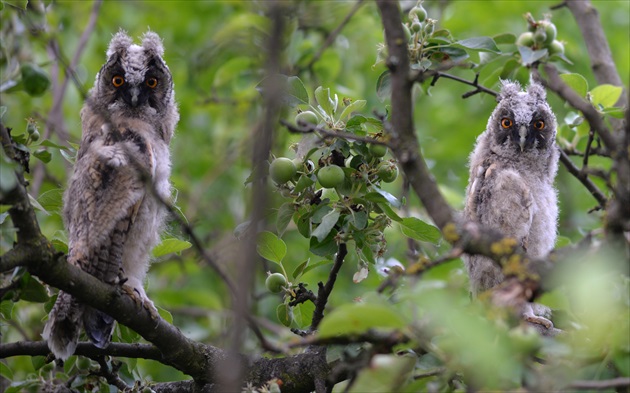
122 284 158 319
524 315 553 329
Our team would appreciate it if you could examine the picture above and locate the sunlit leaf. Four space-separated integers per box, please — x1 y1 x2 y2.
338 99 366 121
152 238 192 258
590 84 623 108
318 302 406 338
559 73 588 98
256 231 287 264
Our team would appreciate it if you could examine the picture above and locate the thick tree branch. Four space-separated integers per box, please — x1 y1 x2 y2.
376 1 454 231
565 1 627 111
540 64 630 235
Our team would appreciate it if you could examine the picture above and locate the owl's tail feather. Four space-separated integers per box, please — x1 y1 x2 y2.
83 306 115 349
42 291 83 361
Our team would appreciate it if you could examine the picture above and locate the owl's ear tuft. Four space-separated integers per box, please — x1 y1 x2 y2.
107 30 133 58
526 82 547 101
497 79 522 102
141 31 164 58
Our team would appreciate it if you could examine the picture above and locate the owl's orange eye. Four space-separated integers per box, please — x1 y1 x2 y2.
533 120 545 130
501 118 513 129
146 78 158 88
112 75 125 87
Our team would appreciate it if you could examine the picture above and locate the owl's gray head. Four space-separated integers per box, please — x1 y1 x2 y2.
487 80 556 155
92 31 176 127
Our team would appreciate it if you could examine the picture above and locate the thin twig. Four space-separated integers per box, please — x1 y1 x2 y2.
558 148 607 210
281 119 390 147
303 0 366 72
566 377 630 391
420 70 498 98
582 129 595 169
309 243 348 332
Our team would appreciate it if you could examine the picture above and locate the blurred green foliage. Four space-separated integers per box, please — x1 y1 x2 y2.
1 0 628 391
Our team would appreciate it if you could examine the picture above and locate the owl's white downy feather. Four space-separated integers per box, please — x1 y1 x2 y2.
43 30 178 360
463 80 558 298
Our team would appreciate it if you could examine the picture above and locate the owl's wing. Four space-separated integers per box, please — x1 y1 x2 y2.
470 164 534 250
50 128 154 353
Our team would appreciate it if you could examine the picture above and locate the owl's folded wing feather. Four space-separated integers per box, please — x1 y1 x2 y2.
477 168 534 250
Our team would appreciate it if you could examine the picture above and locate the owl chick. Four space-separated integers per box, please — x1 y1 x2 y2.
43 31 179 360
463 80 558 328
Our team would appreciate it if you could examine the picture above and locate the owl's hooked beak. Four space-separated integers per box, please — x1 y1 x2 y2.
129 87 140 107
518 125 528 152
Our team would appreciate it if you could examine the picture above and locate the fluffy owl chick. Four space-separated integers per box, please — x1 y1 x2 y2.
463 80 558 328
43 31 179 361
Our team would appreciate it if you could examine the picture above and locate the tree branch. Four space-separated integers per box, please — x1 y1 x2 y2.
558 148 608 209
309 243 348 332
302 0 365 72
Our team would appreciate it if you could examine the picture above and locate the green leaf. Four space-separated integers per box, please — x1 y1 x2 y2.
455 37 500 53
0 362 13 380
276 303 292 327
493 33 516 45
292 301 315 329
118 324 140 343
287 76 309 106
256 231 287 264
314 86 335 115
348 354 417 393
377 202 402 222
276 202 295 236
37 188 64 212
32 149 51 163
293 173 315 193
601 107 625 118
156 305 173 324
349 210 368 230
302 259 333 276
338 99 367 122
559 73 588 97
400 217 441 244
292 258 310 280
309 230 338 257
371 187 401 208
590 84 623 108
555 236 571 248
31 356 46 370
318 302 406 338
0 160 17 192
0 300 14 319
19 273 49 303
152 238 192 258
376 71 391 102
311 209 340 242
517 45 547 66
3 0 28 10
